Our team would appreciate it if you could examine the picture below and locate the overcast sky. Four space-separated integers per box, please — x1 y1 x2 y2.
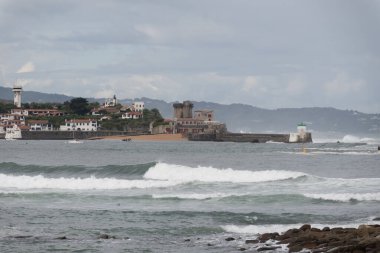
0 0 379 113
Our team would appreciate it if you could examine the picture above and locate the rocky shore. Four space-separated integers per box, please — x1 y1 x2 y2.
256 224 380 252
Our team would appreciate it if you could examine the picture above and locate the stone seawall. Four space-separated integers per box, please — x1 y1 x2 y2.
189 132 312 143
19 130 145 140
218 133 289 143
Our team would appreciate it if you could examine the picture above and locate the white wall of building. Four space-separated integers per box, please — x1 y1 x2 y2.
60 120 98 131
132 102 144 112
122 112 143 119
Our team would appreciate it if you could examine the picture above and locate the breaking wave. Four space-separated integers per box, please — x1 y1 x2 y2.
313 135 379 144
152 193 238 200
221 222 377 234
0 174 180 190
304 193 380 202
0 162 307 191
153 192 380 203
221 224 304 234
144 163 306 183
341 135 374 144
0 162 154 178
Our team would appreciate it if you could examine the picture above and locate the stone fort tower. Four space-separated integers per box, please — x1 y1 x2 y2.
173 101 193 119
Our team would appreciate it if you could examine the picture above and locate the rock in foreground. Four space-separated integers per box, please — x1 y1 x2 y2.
257 224 380 253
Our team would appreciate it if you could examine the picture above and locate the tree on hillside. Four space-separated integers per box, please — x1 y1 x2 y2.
68 97 90 115
89 101 100 109
0 102 15 113
22 102 56 109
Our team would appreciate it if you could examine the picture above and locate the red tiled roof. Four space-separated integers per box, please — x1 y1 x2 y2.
65 119 97 123
26 109 62 112
27 120 49 124
127 112 142 115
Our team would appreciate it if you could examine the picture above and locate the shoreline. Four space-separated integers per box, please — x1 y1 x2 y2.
91 133 188 142
226 223 380 252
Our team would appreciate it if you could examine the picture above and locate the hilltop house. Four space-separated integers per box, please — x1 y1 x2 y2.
122 111 143 119
132 102 144 112
121 101 145 119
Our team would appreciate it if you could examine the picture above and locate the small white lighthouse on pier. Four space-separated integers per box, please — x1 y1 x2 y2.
12 82 22 108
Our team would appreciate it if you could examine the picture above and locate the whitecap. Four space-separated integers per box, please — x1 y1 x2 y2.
143 163 306 183
304 193 380 202
0 173 180 190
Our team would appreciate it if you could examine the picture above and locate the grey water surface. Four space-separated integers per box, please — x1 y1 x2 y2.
0 139 379 252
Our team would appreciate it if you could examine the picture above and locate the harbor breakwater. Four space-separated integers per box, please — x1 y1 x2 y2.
188 132 312 143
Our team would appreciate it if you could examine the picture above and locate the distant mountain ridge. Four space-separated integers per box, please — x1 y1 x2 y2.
1 86 379 134
0 86 73 103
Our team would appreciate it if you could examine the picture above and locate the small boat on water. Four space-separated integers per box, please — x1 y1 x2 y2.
122 138 132 142
67 139 84 144
5 125 22 140
66 131 83 144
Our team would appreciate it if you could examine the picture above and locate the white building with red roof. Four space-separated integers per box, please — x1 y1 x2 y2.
27 120 53 131
60 119 98 131
122 111 143 119
11 108 64 117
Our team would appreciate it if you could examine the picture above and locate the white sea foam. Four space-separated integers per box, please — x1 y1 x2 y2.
313 135 378 144
144 163 306 183
221 224 305 234
0 163 307 191
309 151 377 156
304 193 380 202
222 221 378 234
152 193 238 200
265 141 284 144
342 135 376 144
0 174 180 190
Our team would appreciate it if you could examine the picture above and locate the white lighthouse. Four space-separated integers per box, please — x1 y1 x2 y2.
12 83 22 108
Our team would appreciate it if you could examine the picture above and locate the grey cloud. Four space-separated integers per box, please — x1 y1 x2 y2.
0 0 379 113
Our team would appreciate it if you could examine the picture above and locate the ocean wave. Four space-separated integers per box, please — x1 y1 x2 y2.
0 162 308 191
313 135 378 144
151 193 309 202
0 173 180 190
304 193 380 202
152 193 238 200
341 135 374 144
0 162 155 178
144 163 306 183
309 151 378 156
150 192 380 203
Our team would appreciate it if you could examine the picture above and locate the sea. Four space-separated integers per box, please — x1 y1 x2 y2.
0 135 379 253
